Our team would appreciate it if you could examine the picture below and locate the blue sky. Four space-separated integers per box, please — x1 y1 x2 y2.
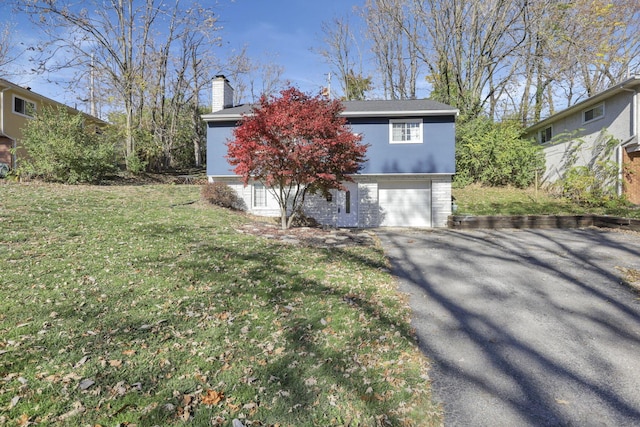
219 0 360 92
1 0 364 109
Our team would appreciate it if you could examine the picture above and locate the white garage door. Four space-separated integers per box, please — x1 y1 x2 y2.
379 180 431 227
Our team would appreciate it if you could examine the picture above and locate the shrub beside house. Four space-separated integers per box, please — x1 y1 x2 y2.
0 78 106 172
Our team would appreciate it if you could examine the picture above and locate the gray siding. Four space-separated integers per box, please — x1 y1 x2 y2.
537 92 635 185
358 182 380 227
431 176 453 227
303 192 338 225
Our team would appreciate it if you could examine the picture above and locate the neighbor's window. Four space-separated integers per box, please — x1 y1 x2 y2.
583 103 604 123
390 119 423 144
13 96 36 118
539 125 553 143
253 183 267 208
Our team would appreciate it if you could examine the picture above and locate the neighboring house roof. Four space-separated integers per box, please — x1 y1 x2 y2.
202 98 458 122
0 77 107 125
525 75 640 134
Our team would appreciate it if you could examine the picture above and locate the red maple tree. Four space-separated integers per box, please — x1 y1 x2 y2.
226 87 368 229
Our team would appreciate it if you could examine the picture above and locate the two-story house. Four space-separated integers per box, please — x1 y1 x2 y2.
202 76 457 228
0 78 105 170
525 75 640 204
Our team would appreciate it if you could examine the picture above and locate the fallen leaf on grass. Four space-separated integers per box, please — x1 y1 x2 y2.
79 379 95 391
122 349 136 356
182 394 193 406
201 389 225 406
16 414 31 426
243 402 259 416
110 381 127 396
141 402 158 414
62 372 82 384
58 401 86 421
109 360 123 368
44 374 60 383
73 356 90 369
227 401 241 412
177 405 191 421
9 395 21 409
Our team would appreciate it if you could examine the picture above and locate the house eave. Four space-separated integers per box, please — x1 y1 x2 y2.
356 172 454 177
341 109 458 118
201 113 244 122
207 172 455 179
526 75 640 133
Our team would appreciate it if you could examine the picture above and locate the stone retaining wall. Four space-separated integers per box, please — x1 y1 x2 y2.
448 214 640 231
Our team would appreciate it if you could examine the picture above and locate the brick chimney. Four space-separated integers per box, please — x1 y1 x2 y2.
212 75 234 112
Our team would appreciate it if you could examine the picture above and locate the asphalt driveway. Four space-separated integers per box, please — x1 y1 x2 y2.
377 228 640 426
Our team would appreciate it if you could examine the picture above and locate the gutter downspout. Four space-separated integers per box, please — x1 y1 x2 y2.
0 86 9 135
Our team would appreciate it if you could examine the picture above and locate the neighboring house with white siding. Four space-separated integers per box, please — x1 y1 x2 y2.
525 75 640 204
202 75 458 228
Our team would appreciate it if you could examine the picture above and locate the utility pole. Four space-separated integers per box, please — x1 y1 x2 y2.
322 72 332 99
89 53 96 117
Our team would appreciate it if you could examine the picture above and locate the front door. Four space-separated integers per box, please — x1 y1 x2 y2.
336 182 359 227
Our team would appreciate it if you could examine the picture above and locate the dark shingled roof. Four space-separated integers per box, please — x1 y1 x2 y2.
202 98 457 122
342 98 456 114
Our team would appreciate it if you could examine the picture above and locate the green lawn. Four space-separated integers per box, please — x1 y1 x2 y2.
453 184 640 218
0 183 441 426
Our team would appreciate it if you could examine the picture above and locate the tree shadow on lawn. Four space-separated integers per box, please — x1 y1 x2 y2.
3 218 434 425
164 239 427 425
379 228 640 426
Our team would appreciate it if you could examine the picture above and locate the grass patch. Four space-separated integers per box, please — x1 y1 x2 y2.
0 183 441 426
616 266 640 294
453 184 640 218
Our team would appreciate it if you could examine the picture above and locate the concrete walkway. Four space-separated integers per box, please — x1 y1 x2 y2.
377 228 640 426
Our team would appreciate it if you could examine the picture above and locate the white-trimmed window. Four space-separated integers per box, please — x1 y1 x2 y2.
13 96 36 118
390 119 423 144
539 125 553 144
253 183 267 208
583 103 604 123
